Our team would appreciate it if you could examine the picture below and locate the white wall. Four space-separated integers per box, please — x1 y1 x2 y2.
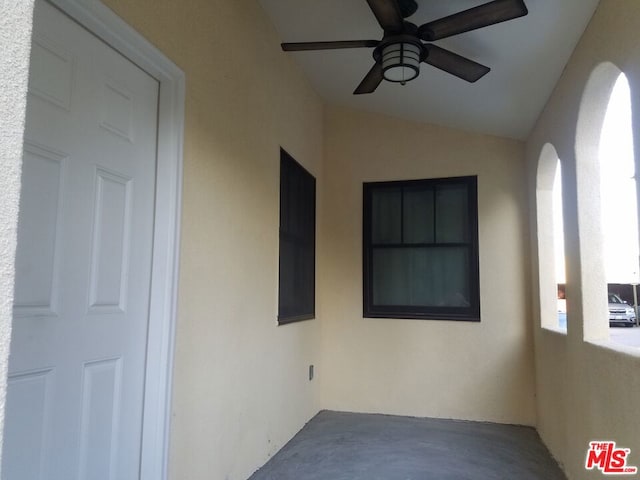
0 0 35 469
320 105 536 426
527 1 640 478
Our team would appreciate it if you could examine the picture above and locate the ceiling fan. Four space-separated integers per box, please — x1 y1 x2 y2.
281 0 528 94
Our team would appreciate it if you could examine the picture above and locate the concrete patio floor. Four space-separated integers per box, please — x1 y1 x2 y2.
249 410 566 480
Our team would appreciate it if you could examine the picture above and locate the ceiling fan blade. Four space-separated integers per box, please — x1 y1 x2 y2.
418 0 528 41
424 45 490 82
365 0 404 33
354 63 384 95
281 40 379 51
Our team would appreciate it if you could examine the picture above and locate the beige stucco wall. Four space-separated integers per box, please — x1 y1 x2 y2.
99 1 324 479
319 105 536 425
3 0 537 476
0 0 35 468
526 1 640 478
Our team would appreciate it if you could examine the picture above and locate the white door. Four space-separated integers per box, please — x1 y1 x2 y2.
4 1 160 478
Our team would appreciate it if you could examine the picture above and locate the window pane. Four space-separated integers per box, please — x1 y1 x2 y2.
279 237 296 315
297 242 315 314
279 240 314 318
372 188 401 244
291 167 305 238
286 167 311 240
372 248 410 305
403 186 434 244
279 149 315 322
435 185 468 243
279 166 290 232
372 247 470 307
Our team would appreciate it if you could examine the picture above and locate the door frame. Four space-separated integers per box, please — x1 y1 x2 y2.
33 1 184 479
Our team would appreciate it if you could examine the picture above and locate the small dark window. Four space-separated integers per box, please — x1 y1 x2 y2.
363 176 480 321
278 149 316 324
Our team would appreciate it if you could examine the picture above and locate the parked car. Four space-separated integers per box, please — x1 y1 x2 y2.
608 294 636 327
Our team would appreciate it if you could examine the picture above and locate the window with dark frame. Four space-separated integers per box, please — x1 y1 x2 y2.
278 149 316 324
363 176 480 321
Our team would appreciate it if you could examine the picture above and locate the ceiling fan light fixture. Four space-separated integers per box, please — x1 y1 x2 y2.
281 0 529 94
381 42 421 84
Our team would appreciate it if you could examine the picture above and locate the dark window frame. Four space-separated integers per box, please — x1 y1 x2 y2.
363 176 480 321
278 148 316 325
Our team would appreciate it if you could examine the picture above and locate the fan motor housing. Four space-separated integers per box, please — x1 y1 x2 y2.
398 0 418 18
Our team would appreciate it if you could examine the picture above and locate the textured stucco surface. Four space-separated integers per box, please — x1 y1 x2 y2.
526 1 640 478
320 105 535 426
0 0 35 468
7 1 640 480
99 1 324 479
96 0 535 475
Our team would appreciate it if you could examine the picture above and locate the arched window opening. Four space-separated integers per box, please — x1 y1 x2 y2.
599 74 639 345
575 62 623 342
537 143 566 332
553 161 567 330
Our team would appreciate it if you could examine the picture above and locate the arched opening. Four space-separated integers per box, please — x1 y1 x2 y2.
575 63 638 344
553 161 566 329
599 74 639 343
537 144 566 331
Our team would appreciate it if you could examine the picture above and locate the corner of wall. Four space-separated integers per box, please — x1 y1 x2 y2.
0 0 36 464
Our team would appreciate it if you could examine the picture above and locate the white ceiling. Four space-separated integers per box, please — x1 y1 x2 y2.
258 0 600 140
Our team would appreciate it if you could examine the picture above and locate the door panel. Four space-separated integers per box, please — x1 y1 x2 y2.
13 143 65 318
4 1 160 478
88 169 132 314
77 358 122 480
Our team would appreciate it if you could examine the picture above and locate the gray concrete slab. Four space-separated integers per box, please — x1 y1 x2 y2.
610 325 640 348
249 411 566 480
